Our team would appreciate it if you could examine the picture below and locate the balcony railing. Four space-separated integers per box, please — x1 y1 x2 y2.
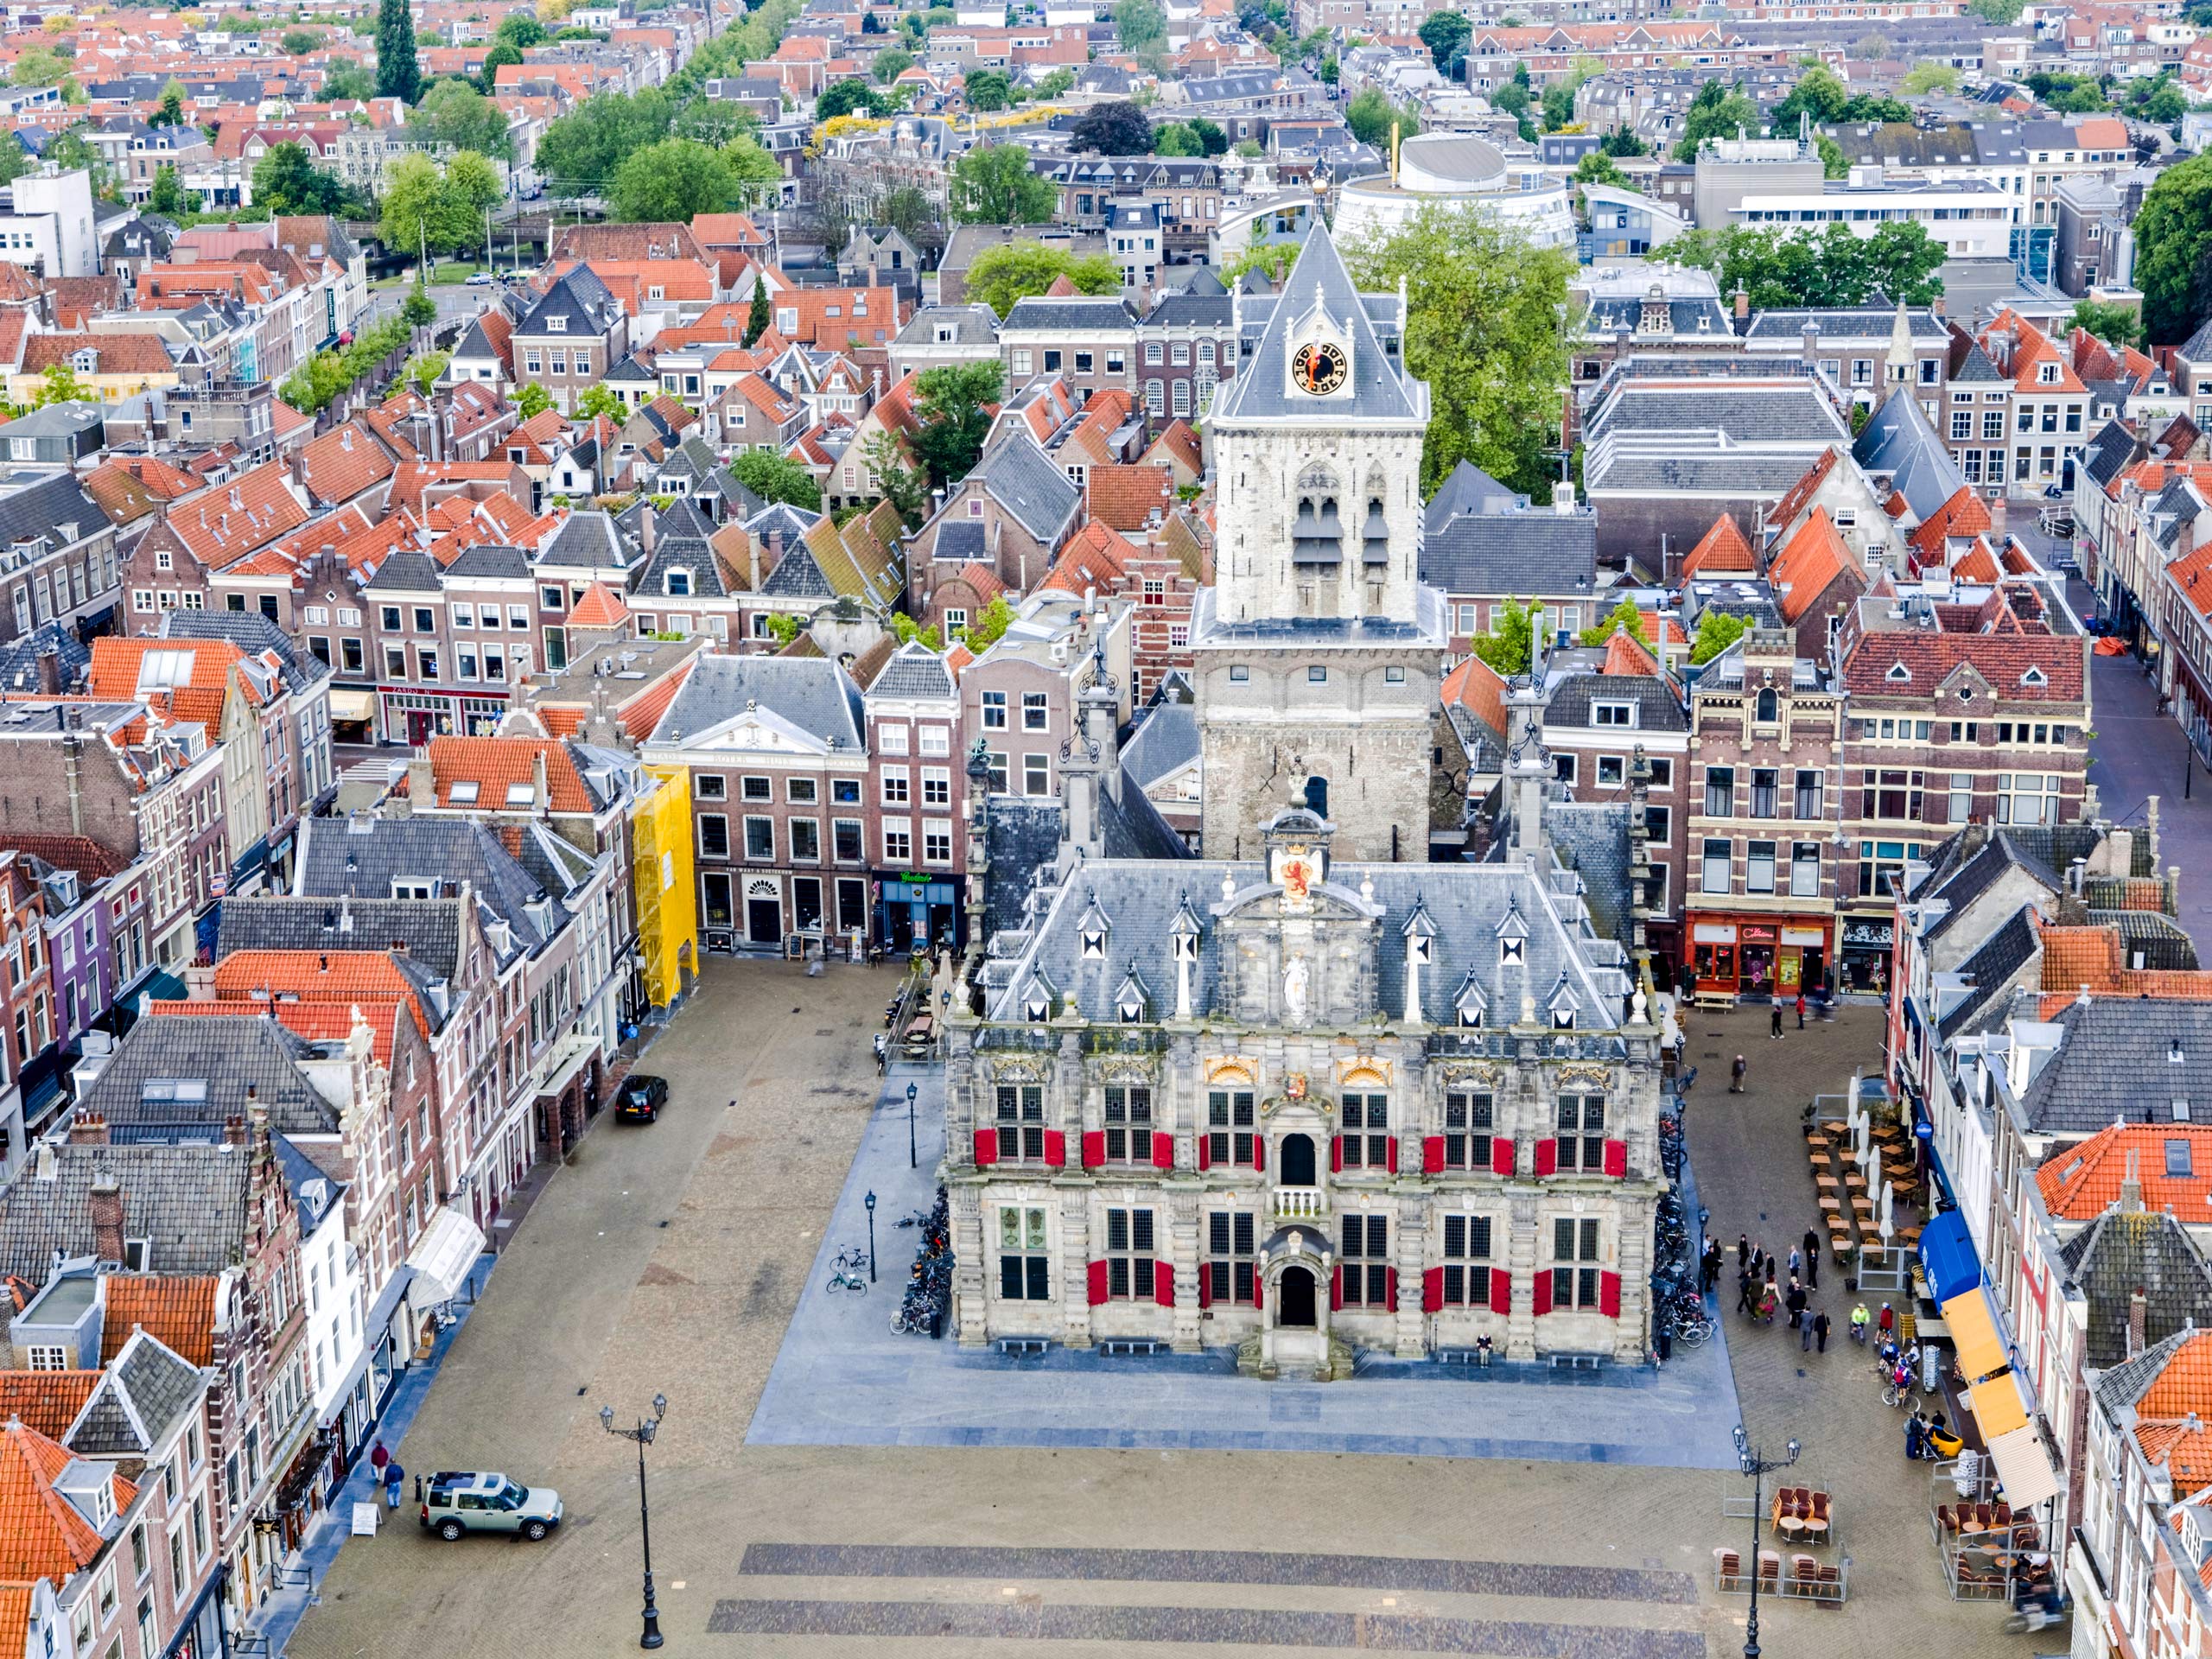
1273 1186 1326 1221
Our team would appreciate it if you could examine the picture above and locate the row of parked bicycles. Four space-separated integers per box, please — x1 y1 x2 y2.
893 1185 954 1338
1650 1065 1714 1351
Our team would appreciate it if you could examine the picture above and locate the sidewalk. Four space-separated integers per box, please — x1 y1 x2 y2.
244 1254 496 1656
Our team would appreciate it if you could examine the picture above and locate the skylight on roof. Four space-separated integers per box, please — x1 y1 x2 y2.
505 783 536 805
448 780 480 804
136 649 196 692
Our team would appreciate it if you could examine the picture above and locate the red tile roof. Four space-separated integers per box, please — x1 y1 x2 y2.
1766 508 1853 624
2133 1330 2212 1419
426 736 594 814
0 1373 97 1440
167 461 309 566
1767 448 1838 536
569 582 629 629
99 1274 218 1367
1441 652 1510 734
1084 463 1178 531
1681 513 1755 577
0 1420 124 1580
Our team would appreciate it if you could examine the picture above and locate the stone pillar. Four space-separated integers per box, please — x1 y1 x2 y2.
1054 1028 1085 1151
945 1029 976 1171
1169 1033 1199 1168
1394 1189 1426 1359
1060 1187 1094 1348
1168 1185 1203 1352
1508 1191 1540 1362
950 1180 989 1345
1614 1189 1653 1363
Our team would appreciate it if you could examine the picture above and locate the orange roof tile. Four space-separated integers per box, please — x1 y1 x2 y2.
2038 1122 2212 1221
1681 513 1756 577
98 1275 218 1367
1441 652 1510 734
569 582 629 629
1767 448 1839 536
2136 1331 2212 1418
2137 1418 2212 1497
0 1421 120 1581
145 998 420 1070
426 736 593 814
536 706 586 737
1037 520 1135 595
618 658 694 741
1908 486 1994 561
207 952 431 1032
1767 508 1853 624
1602 628 1660 677
86 636 252 732
0 1374 97 1440
1084 463 1178 532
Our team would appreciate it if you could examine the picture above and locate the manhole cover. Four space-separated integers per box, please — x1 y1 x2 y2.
815 1028 836 1037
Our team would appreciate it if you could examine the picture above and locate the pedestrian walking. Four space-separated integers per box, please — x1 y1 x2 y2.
1788 1245 1802 1281
1737 1232 1751 1268
1905 1414 1925 1461
1878 1302 1896 1340
1764 1256 1777 1284
1802 1228 1821 1289
1770 997 1784 1039
1796 991 1807 1029
1730 1054 1747 1093
1700 1240 1721 1294
1801 1305 1815 1351
369 1440 389 1478
1736 1270 1757 1318
1813 1310 1832 1352
1785 1280 1807 1329
1750 1243 1764 1278
1850 1301 1871 1343
383 1459 405 1510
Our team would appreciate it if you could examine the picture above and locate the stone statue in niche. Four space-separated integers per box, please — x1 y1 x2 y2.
1283 953 1310 1023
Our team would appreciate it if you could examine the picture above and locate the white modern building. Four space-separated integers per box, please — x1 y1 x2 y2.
0 168 97 279
1333 133 1578 250
1732 173 2017 260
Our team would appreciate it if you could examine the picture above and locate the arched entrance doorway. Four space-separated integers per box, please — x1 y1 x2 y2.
1278 1266 1317 1328
1280 1132 1317 1185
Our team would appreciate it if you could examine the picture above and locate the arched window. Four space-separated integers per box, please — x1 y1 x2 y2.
1755 687 1779 723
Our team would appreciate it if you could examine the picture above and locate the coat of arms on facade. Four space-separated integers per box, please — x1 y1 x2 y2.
1284 1072 1308 1100
1272 845 1319 908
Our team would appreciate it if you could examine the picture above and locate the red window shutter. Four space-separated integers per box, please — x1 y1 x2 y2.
1422 1267 1444 1313
1086 1260 1109 1305
1330 1135 1344 1173
1043 1129 1065 1168
1491 1137 1515 1177
1600 1270 1622 1319
1422 1135 1445 1174
1197 1268 1212 1309
1252 1275 1263 1310
1384 1266 1398 1309
1535 1138 1558 1178
1155 1261 1176 1306
1080 1130 1105 1169
1534 1268 1554 1317
1330 1264 1343 1311
1152 1131 1174 1170
1491 1268 1512 1310
1254 1135 1265 1173
1603 1138 1627 1178
974 1128 998 1167
1386 1136 1400 1175
1197 1135 1212 1171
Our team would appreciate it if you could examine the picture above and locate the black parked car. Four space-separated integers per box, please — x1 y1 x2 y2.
617 1075 669 1123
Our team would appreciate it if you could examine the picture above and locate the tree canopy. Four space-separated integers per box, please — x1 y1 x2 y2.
963 67 1012 110
607 137 745 221
380 151 500 257
1113 0 1166 55
2070 298 2145 351
416 79 511 158
950 143 1056 225
963 240 1121 316
1071 100 1154 155
1343 204 1575 498
732 448 823 510
908 361 1003 488
1417 10 1469 74
1691 609 1751 665
374 0 420 102
1669 220 1946 308
251 141 355 216
1470 598 1534 675
1345 86 1418 148
537 87 674 192
818 78 887 118
2134 152 2212 345
1675 77 1761 161
1900 62 1961 95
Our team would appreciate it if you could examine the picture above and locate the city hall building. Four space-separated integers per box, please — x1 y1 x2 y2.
942 226 1665 1375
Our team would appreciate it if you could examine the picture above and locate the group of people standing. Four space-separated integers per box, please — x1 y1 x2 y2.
1732 1230 1834 1352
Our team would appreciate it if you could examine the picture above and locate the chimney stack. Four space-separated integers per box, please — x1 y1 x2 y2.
2123 1145 2145 1212
89 1173 124 1266
2129 1287 2149 1359
67 1112 107 1147
34 646 60 696
223 1114 246 1146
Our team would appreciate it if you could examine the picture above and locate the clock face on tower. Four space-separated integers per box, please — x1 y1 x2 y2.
1292 340 1348 396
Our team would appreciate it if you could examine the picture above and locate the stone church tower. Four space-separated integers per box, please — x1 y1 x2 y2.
1192 226 1447 861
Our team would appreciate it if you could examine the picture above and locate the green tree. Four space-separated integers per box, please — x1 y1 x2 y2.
444 149 504 248
2134 152 2212 344
888 611 943 649
1690 608 1751 665
732 448 823 509
1317 54 1338 86
406 350 449 394
1675 77 1761 161
2070 298 2143 349
817 78 886 118
1815 133 1847 178
963 240 1120 315
1070 99 1153 155
963 67 1011 110
909 360 1002 487
537 87 673 192
607 137 740 221
1345 86 1419 146
401 286 437 327
1343 203 1574 498
1221 240 1297 285
493 11 545 48
1113 0 1165 54
723 136 783 188
323 62 375 102
1770 63 1847 128
1669 219 1944 307
872 47 914 82
950 143 1056 225
1471 597 1533 675
1598 126 1647 156
281 27 323 54
33 365 86 407
2026 70 2107 112
417 79 511 157
479 41 523 83
763 612 804 646
375 0 421 102
1578 597 1648 648
381 153 474 257
1034 67 1074 98
10 48 67 87
1233 138 1264 158
252 141 353 214
148 164 186 217
151 79 188 127
1573 150 1624 187
958 594 1014 651
743 278 772 344
515 381 555 418
864 431 931 525
575 382 626 422
1967 0 2023 19
1187 117 1227 155
1417 9 1469 73
1152 122 1201 156
1901 61 1961 95
1836 92 1912 122
1540 81 1576 131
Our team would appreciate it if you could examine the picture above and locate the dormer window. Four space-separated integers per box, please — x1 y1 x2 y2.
1500 936 1524 967
2022 665 2046 687
1888 663 1912 683
1552 1008 1576 1031
1592 702 1635 728
1081 928 1106 959
2038 362 2057 384
1024 993 1050 1021
544 316 567 333
665 570 691 597
1755 687 1779 723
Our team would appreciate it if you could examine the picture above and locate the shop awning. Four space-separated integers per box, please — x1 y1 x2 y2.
1987 1421 2063 1509
1968 1372 2031 1440
1942 1286 2011 1384
531 1031 598 1099
404 1207 485 1308
327 689 378 722
1920 1210 1979 1303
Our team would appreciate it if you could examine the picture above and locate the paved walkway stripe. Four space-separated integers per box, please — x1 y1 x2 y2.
705 1597 1707 1655
736 1545 1699 1605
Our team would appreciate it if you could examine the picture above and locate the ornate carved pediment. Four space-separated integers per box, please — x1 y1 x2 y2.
1554 1064 1612 1089
1099 1055 1158 1085
990 1058 1050 1084
1439 1061 1504 1090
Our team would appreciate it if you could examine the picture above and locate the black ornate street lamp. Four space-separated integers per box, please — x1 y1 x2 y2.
600 1394 668 1649
906 1081 918 1170
1731 1423 1799 1659
865 1190 877 1283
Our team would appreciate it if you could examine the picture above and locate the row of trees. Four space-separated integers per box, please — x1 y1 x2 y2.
278 310 413 415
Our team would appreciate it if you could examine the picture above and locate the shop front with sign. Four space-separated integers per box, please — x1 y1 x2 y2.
1686 912 1834 1001
874 874 963 954
1840 915 1896 995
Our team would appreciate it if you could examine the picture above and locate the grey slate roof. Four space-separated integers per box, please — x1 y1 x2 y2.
158 611 329 693
1100 777 1192 863
1121 700 1199 791
634 534 726 601
1950 342 2005 385
646 653 864 749
0 1144 253 1280
2094 1325 2195 1417
893 304 1000 348
931 519 987 564
1922 832 2061 941
75 1014 338 1141
1853 385 1967 522
1545 799 1635 950
2080 419 2142 493
0 624 88 695
1542 671 1687 732
1000 296 1137 332
1421 486 1599 598
2088 909 2198 972
293 816 576 963
2064 1218 2212 1376
540 511 632 572
364 546 442 594
68 1331 204 1457
2017 1001 2212 1135
976 434 1082 547
868 642 956 701
1213 226 1417 425
1937 904 2040 1040
517 264 623 340
217 894 465 978
1742 306 1948 342
443 543 532 581
0 473 110 558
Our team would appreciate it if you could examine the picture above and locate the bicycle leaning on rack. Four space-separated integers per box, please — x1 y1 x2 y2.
826 1264 868 1295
